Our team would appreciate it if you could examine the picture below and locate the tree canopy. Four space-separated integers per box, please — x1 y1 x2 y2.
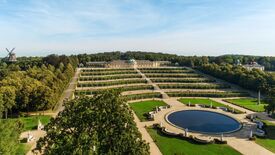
35 90 149 155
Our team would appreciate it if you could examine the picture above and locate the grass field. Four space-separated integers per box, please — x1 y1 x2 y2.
256 120 275 153
8 115 52 131
224 98 267 112
147 128 241 155
129 100 167 121
16 143 32 155
178 98 224 107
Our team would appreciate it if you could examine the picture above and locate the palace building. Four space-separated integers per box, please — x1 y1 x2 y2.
86 59 170 68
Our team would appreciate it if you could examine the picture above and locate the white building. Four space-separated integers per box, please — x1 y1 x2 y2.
243 62 265 71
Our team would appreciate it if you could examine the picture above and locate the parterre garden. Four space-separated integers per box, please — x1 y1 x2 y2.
74 67 258 155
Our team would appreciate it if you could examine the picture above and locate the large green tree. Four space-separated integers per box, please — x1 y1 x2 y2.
0 86 16 119
265 88 275 115
0 120 22 155
35 90 149 155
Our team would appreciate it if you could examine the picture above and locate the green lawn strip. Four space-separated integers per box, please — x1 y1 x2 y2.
16 143 32 155
178 98 224 107
224 98 267 112
129 100 167 121
255 120 275 153
178 98 243 113
147 128 241 155
7 115 52 131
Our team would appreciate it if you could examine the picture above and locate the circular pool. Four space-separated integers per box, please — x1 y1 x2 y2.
166 110 242 134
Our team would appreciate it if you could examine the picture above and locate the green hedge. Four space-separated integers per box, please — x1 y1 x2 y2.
79 74 142 81
81 70 138 76
81 68 134 72
77 79 147 87
75 85 154 95
158 84 230 89
141 70 194 73
123 92 162 101
145 74 202 78
138 68 187 70
166 91 249 98
151 78 215 83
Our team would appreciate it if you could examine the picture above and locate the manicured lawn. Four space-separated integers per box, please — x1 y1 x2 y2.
178 98 224 107
224 98 267 112
129 100 167 121
147 128 241 155
256 120 275 153
8 115 52 131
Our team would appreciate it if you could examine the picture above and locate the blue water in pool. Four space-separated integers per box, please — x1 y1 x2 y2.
167 110 241 134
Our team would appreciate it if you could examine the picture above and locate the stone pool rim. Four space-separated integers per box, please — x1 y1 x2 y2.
165 109 243 135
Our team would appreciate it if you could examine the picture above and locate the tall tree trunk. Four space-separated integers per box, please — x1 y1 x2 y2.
5 110 7 119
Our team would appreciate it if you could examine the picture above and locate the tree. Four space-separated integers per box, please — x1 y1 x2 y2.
265 88 275 115
0 94 4 117
35 90 149 155
0 86 16 119
0 120 23 155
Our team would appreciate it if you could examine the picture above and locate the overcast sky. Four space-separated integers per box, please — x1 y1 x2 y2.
1 0 275 57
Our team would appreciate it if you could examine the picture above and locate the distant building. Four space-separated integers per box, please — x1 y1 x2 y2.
86 60 170 68
242 61 265 71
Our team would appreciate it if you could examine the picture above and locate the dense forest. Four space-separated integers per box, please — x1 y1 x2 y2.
0 54 78 118
197 63 275 93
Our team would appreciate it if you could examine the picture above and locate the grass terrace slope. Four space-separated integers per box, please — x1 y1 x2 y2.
158 83 230 89
80 70 138 76
75 85 154 95
167 91 248 98
79 74 142 81
78 79 147 87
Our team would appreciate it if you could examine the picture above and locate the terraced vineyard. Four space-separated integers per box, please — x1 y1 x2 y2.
75 67 249 100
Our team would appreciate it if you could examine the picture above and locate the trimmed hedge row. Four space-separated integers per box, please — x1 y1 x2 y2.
80 70 138 76
79 74 142 81
166 91 249 98
77 79 148 87
145 74 202 78
158 84 231 89
138 68 187 70
81 68 134 72
123 92 162 101
141 70 194 73
151 78 216 83
75 85 154 95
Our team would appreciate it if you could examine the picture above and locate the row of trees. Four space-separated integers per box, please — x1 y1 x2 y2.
197 63 275 93
76 51 275 71
0 55 78 118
